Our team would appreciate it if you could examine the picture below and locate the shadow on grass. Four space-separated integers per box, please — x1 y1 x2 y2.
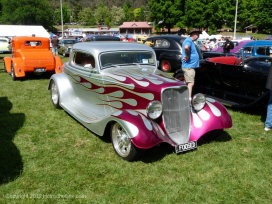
140 130 232 163
0 97 25 185
228 106 267 123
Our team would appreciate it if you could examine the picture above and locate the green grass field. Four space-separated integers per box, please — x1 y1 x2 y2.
0 54 272 204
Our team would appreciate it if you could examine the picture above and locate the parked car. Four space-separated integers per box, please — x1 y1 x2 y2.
0 37 11 53
174 54 272 108
238 40 272 57
48 41 232 161
211 40 253 54
121 37 135 42
86 35 121 42
136 35 148 43
58 38 78 57
202 51 237 59
265 35 272 40
143 35 202 72
3 36 63 80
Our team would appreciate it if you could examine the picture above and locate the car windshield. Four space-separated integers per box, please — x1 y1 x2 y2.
100 51 155 69
63 40 77 44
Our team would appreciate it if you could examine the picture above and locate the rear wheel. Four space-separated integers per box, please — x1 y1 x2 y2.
111 122 143 161
50 80 61 109
10 63 17 81
160 60 172 72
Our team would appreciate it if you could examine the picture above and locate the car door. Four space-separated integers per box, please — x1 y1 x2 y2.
68 51 108 118
243 57 272 97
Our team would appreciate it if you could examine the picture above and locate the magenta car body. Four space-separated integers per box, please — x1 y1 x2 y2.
48 41 232 161
212 40 253 54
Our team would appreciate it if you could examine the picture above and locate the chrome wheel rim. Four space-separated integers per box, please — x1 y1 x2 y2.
162 61 170 71
111 123 131 157
51 82 59 105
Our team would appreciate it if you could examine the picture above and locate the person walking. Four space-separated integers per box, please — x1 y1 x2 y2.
182 30 201 98
51 35 59 56
264 63 272 131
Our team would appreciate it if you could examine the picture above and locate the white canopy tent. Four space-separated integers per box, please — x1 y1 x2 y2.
0 25 50 38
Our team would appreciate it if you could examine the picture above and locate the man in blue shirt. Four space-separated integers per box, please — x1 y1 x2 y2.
265 63 272 131
182 31 201 98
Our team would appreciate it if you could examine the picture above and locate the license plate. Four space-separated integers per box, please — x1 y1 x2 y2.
34 68 46 72
175 141 197 153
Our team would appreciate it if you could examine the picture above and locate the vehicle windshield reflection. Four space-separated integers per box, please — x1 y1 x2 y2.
100 51 155 69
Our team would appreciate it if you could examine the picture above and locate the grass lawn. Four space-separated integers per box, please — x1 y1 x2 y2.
0 53 272 204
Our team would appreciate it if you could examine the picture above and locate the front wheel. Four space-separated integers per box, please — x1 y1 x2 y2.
111 122 143 161
174 72 185 82
160 60 172 72
50 80 61 109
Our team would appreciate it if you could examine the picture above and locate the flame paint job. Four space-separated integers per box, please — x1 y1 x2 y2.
49 42 232 150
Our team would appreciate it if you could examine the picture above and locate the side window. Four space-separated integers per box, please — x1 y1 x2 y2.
243 47 252 54
256 47 269 56
154 40 162 47
74 52 95 68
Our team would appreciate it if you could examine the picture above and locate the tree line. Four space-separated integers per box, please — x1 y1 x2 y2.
0 0 271 34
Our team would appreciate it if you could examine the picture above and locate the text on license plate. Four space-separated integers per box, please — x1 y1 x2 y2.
175 141 197 153
34 68 46 72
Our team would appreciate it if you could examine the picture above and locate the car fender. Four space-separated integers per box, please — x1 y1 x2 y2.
103 110 175 149
3 56 12 72
189 97 232 141
48 73 73 105
12 58 25 77
54 56 63 73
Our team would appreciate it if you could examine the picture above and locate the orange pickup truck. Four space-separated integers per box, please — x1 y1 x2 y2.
4 36 63 80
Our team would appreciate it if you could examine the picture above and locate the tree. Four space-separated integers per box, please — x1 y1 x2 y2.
0 0 54 29
78 7 96 26
148 0 183 32
256 0 272 33
111 6 125 25
94 3 111 25
183 0 227 34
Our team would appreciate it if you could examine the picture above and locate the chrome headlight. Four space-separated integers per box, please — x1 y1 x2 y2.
147 101 163 119
192 93 206 111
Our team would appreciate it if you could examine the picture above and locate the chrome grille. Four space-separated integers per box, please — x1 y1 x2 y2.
162 86 190 144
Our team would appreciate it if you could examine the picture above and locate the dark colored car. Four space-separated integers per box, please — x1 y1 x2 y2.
143 35 202 72
86 36 120 41
174 55 272 108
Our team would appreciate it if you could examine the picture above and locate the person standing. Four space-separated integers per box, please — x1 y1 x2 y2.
51 35 59 56
264 63 272 131
223 37 233 53
182 31 201 98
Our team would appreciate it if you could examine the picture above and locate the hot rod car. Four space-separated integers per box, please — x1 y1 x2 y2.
48 41 232 161
3 36 63 80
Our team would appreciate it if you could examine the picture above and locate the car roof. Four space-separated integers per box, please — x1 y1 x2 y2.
148 35 187 40
243 40 272 47
73 41 154 54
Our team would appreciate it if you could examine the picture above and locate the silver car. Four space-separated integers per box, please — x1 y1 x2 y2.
48 42 232 161
58 38 78 57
